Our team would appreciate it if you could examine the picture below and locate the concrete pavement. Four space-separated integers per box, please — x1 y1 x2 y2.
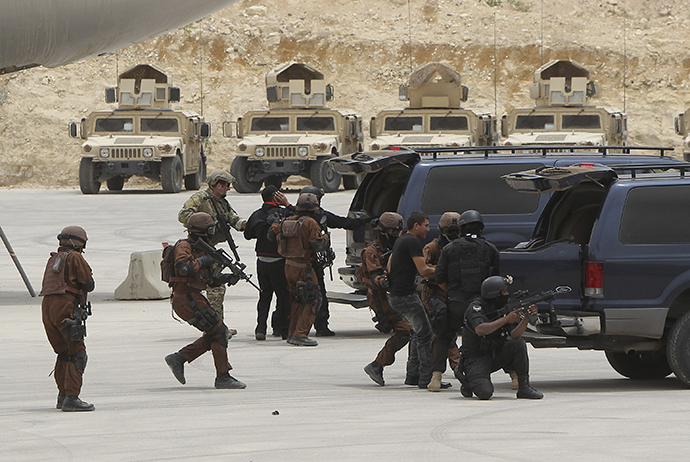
1 188 688 462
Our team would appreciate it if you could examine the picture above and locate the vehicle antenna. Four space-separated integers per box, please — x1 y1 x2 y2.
199 23 204 117
494 13 498 117
540 0 544 65
407 0 413 76
623 1 627 113
115 50 119 82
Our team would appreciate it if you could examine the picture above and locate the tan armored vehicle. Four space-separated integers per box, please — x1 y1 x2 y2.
223 62 363 193
501 60 627 147
675 108 690 160
369 62 496 150
69 64 209 194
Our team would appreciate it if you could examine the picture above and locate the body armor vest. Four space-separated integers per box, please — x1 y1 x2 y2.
40 250 82 296
452 237 493 295
277 216 309 259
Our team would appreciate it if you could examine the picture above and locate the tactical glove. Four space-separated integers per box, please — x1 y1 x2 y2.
196 255 216 268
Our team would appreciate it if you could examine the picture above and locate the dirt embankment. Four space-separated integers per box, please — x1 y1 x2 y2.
1 0 689 189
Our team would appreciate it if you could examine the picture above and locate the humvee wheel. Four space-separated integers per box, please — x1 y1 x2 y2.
264 176 282 190
230 157 262 193
161 156 183 193
79 158 101 194
310 157 341 193
106 176 125 191
668 311 690 386
184 155 206 191
605 349 672 380
342 174 361 190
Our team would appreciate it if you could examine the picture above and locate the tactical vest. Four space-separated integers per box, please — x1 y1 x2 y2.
277 216 309 259
40 250 82 297
453 237 493 295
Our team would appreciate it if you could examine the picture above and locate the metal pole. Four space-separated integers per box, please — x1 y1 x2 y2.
0 225 37 297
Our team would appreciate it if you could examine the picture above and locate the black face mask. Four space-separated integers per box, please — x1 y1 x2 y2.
380 232 397 251
494 293 509 309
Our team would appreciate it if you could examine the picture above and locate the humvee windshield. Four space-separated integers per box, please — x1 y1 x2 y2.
95 118 133 132
384 116 423 132
430 116 469 131
297 116 335 131
251 117 289 132
516 114 555 130
141 118 179 133
562 114 601 129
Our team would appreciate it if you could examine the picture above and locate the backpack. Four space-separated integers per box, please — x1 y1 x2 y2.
161 240 180 285
276 217 309 259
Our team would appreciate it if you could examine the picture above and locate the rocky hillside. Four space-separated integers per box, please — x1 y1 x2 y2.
1 0 689 188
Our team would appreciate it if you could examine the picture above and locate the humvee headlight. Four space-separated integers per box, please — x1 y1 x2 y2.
143 148 153 158
255 147 265 157
312 142 327 151
446 142 460 147
83 144 92 153
504 141 513 146
298 147 308 157
371 143 380 150
99 148 109 158
238 143 247 151
157 144 173 153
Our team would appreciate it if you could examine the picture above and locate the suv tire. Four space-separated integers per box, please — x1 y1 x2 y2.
161 156 183 193
668 310 690 386
106 176 125 191
230 157 262 193
184 154 206 191
310 156 341 193
605 349 672 380
79 158 101 194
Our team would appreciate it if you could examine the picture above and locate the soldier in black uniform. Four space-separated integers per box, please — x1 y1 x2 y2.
455 276 543 400
431 210 500 391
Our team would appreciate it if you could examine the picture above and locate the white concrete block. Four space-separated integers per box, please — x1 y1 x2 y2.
114 250 171 300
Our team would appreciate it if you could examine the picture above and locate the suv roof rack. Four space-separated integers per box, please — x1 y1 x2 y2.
406 145 675 160
609 162 690 178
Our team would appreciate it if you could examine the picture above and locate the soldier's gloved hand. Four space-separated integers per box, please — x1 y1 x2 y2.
196 255 216 268
218 273 241 286
380 276 390 289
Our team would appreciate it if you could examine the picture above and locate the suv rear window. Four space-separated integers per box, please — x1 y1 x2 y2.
620 185 690 244
421 164 542 215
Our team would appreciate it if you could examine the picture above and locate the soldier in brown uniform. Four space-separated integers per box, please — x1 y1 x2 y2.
164 212 246 389
421 212 463 381
40 226 95 411
362 212 412 386
268 192 330 347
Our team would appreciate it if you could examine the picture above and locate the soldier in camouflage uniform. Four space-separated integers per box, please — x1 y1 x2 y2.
178 170 246 328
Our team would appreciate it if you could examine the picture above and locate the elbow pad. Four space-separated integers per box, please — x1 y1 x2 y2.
81 278 95 293
175 261 196 277
310 240 328 253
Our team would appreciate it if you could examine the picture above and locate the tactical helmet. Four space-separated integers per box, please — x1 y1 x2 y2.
186 212 216 236
459 210 484 229
58 226 88 249
296 192 320 211
207 170 233 187
438 212 461 231
299 185 324 200
481 275 513 299
376 212 404 236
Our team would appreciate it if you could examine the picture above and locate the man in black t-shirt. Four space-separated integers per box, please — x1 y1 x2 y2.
387 211 437 389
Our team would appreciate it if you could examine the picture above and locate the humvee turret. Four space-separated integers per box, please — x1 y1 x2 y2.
501 60 627 146
369 62 496 150
69 64 209 194
223 62 363 193
675 108 690 160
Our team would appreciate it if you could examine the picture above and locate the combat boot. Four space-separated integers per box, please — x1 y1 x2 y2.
165 352 186 384
509 371 519 390
287 335 318 346
56 395 65 409
364 361 385 386
61 395 95 412
428 371 443 392
516 375 543 399
215 373 247 389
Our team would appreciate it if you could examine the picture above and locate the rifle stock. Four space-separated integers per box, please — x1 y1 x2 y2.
193 238 261 291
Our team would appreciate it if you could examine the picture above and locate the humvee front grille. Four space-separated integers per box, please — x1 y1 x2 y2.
112 148 143 159
263 146 298 158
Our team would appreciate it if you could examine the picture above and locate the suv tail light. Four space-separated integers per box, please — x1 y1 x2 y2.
585 262 604 297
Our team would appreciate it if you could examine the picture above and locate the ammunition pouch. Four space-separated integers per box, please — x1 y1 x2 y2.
296 281 318 303
372 311 394 334
64 317 86 341
427 298 448 332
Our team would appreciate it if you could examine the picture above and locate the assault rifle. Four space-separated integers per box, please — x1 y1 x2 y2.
204 196 241 261
65 300 92 341
313 211 335 280
193 238 261 292
495 285 572 325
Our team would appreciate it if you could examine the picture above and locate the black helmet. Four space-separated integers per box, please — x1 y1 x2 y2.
375 212 404 236
58 226 88 250
459 210 484 229
438 212 461 231
299 185 324 200
481 275 513 299
296 192 320 211
186 212 216 236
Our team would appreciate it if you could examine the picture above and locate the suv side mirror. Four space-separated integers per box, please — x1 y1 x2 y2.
200 122 211 138
326 84 334 102
501 115 508 138
169 87 181 103
222 120 236 138
675 116 684 136
370 116 377 139
461 85 469 102
105 87 117 104
68 122 79 138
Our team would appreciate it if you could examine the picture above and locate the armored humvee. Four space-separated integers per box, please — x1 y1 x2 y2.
369 62 496 150
675 108 690 160
223 62 363 193
69 64 210 194
501 60 627 147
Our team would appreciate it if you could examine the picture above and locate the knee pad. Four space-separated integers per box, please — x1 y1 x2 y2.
72 350 88 374
190 307 220 332
211 324 229 348
474 383 494 400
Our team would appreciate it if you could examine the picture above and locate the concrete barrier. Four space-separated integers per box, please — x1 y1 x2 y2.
114 250 171 300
